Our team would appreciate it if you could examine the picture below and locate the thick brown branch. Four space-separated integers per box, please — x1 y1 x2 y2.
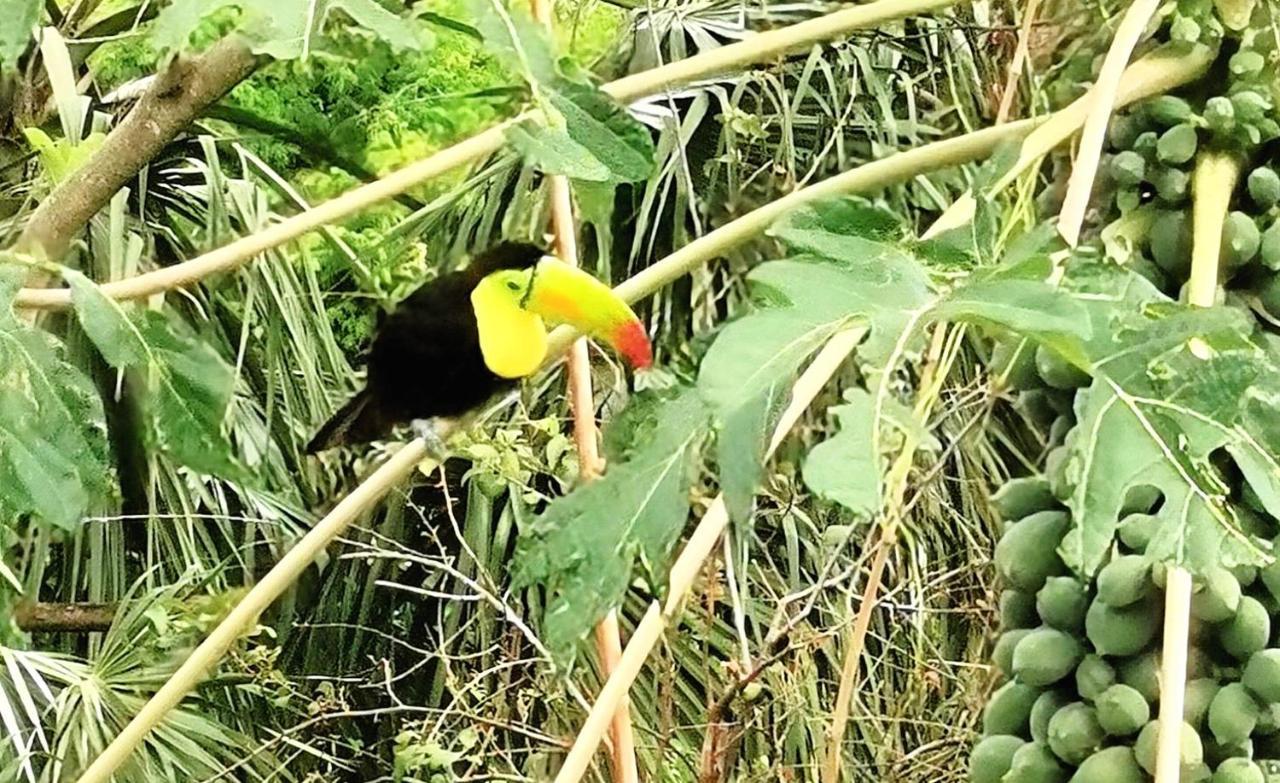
15 601 116 633
15 36 261 263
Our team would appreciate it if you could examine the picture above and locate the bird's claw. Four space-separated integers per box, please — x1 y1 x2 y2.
410 419 449 462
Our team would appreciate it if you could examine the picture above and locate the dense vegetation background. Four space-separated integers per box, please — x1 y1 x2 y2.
6 1 1276 782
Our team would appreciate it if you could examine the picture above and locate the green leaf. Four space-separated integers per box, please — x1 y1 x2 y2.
514 388 709 663
136 311 239 478
67 273 239 478
0 270 113 531
1054 261 1279 575
0 0 38 72
65 270 147 367
466 0 557 87
802 389 881 518
933 278 1092 366
511 81 656 184
717 382 782 526
152 0 424 59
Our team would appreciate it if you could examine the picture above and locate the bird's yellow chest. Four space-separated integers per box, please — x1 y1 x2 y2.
471 279 548 379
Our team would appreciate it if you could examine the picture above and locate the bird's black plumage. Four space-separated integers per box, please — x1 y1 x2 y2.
306 241 545 452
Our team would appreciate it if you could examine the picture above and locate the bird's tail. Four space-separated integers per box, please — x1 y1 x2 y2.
305 389 388 453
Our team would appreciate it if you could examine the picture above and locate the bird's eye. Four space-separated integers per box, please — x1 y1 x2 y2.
505 281 521 291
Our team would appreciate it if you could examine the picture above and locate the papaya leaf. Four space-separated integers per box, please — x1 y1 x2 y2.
514 387 710 664
0 0 39 73
1055 260 1280 575
802 389 880 519
0 268 113 531
66 271 240 479
705 201 1089 522
717 381 783 529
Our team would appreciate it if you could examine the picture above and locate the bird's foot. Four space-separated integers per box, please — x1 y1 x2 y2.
410 418 449 462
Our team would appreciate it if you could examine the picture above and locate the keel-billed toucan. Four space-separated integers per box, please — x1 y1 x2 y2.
306 241 652 453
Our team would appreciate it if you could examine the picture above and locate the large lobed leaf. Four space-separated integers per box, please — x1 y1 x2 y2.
0 268 113 531
704 200 1090 525
1054 261 1280 576
513 388 710 663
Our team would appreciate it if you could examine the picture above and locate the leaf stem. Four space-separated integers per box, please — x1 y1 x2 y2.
531 0 639 776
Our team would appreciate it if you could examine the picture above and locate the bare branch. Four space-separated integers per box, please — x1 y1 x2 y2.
15 36 260 263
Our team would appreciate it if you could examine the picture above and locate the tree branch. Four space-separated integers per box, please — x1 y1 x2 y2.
15 35 261 264
15 601 116 633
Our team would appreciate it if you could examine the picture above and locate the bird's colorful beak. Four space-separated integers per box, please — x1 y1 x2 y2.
525 258 653 370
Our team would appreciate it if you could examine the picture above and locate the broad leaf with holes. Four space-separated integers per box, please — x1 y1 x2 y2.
514 387 710 663
67 271 240 478
0 268 113 531
1056 261 1280 575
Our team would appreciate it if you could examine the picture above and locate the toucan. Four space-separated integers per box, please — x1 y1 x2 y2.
305 241 652 453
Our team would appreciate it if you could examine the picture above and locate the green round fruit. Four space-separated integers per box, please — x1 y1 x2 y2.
1133 131 1158 160
1242 649 1280 703
993 477 1059 524
1192 567 1242 623
1037 577 1089 632
1108 114 1143 150
1229 51 1266 78
1075 654 1116 702
997 511 1070 592
1031 690 1072 744
1109 151 1146 187
1118 513 1159 553
991 339 1042 390
1118 652 1160 705
1186 678 1221 730
985 680 1041 737
1005 743 1068 783
970 734 1024 783
1222 212 1261 270
1248 168 1280 210
1134 720 1203 777
1002 589 1040 630
1095 684 1149 736
994 629 1033 677
1143 95 1194 128
1071 746 1144 783
1157 124 1198 165
1213 758 1264 783
1152 166 1190 204
1258 220 1280 272
1086 596 1160 656
1013 628 1084 687
1151 210 1191 274
1221 596 1270 660
1047 703 1103 765
1209 683 1260 745
1096 555 1152 607
1204 97 1236 135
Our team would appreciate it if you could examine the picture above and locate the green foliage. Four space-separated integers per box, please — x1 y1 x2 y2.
66 270 242 479
0 265 114 532
152 0 425 59
0 0 38 72
1050 260 1280 576
513 387 710 663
